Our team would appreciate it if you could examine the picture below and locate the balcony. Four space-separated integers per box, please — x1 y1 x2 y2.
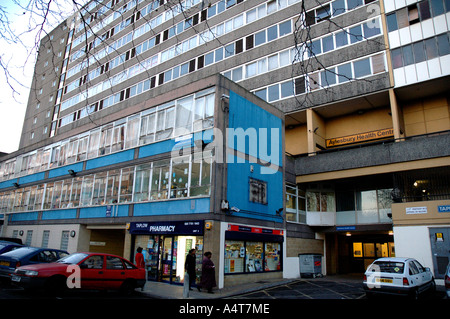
295 131 450 176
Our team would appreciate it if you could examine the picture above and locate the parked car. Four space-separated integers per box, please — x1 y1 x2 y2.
0 237 22 245
363 257 435 299
12 252 146 295
0 247 68 283
0 240 23 255
445 261 450 299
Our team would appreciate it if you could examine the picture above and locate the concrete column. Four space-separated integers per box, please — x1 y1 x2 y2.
389 89 405 141
306 108 325 155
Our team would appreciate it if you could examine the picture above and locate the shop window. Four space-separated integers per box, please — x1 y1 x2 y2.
225 240 282 274
225 241 245 273
246 242 263 272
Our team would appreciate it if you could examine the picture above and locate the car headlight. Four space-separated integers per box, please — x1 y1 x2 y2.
15 269 39 276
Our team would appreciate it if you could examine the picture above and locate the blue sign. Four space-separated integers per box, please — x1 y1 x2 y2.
438 205 450 213
336 226 356 231
129 220 204 235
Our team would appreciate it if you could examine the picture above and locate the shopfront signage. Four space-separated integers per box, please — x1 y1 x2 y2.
128 220 204 235
438 205 450 213
326 128 394 148
227 224 283 236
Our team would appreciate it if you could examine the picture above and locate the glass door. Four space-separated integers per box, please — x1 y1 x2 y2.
146 235 160 281
160 236 174 282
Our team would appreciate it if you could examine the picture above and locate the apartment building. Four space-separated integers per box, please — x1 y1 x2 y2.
0 0 449 286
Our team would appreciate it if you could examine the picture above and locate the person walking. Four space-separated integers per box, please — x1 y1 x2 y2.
184 249 197 290
197 251 216 293
135 247 145 268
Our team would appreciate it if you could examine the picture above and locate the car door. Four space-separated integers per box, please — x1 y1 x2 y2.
79 255 105 289
103 255 127 289
408 260 422 288
413 260 432 286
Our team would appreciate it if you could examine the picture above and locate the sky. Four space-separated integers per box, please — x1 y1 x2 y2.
0 0 84 154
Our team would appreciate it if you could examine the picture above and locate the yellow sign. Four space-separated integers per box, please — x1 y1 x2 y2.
326 128 394 148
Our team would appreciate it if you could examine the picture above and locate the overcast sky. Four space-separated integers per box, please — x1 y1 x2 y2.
0 1 85 154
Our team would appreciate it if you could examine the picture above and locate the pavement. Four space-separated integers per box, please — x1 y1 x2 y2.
139 274 364 299
139 274 448 299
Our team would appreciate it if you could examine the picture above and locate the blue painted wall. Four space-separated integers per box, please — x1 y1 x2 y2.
226 91 283 222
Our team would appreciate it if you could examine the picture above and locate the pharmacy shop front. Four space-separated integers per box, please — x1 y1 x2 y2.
129 221 204 285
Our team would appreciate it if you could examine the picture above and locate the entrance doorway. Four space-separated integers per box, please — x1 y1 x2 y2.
328 233 395 274
134 235 204 284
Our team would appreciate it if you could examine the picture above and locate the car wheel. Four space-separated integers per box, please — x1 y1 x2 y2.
45 276 67 296
409 288 420 300
119 279 136 296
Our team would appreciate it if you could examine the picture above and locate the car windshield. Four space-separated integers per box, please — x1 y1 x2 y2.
368 261 405 274
57 253 89 264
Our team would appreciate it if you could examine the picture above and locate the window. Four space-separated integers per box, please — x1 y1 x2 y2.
424 38 438 59
107 256 124 269
338 63 352 83
281 80 294 98
60 231 69 251
322 35 334 53
170 156 189 198
437 33 450 56
321 68 336 86
268 84 279 102
353 58 371 77
249 178 267 204
81 255 104 269
316 5 331 22
391 48 403 69
42 230 50 248
246 242 263 272
255 30 266 46
224 239 282 274
119 167 134 203
386 13 398 32
349 25 363 43
278 20 291 37
332 0 346 16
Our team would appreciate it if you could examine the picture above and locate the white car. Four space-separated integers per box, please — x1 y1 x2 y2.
363 257 435 299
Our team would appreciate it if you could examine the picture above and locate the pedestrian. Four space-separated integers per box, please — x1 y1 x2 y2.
197 251 216 293
185 249 196 290
135 247 145 268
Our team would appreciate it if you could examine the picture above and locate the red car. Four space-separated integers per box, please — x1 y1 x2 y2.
11 252 145 295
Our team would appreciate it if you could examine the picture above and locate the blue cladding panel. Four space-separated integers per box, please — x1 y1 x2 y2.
86 149 135 170
226 91 283 222
79 205 129 219
48 163 84 179
133 198 210 216
42 209 78 220
9 212 39 221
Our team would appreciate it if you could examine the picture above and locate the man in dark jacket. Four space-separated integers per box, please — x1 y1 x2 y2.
184 249 196 290
198 251 216 293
